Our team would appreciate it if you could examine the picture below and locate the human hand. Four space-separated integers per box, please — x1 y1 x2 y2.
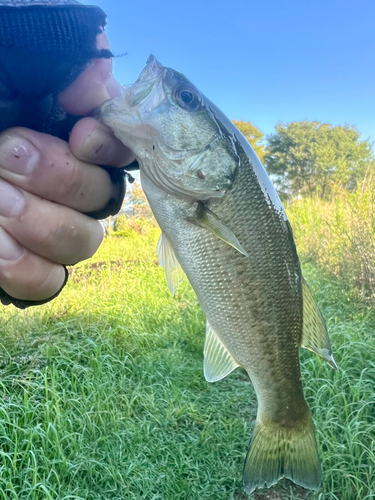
0 32 134 307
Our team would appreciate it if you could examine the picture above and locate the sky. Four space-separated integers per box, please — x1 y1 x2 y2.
83 0 375 143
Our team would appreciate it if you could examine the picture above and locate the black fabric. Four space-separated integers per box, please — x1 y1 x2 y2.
0 5 112 136
0 266 69 309
0 5 112 92
85 166 127 219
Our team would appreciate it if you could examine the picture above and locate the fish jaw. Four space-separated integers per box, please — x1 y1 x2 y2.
135 54 164 84
99 56 168 157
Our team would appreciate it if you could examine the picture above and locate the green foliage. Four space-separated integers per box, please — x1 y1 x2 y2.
114 214 157 238
0 234 374 499
232 119 266 162
265 121 374 199
287 174 375 301
114 214 130 232
113 214 137 238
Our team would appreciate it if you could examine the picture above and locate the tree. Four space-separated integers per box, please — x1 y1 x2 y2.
232 120 266 162
265 121 374 199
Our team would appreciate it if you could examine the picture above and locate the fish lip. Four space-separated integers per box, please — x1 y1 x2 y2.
135 54 165 84
98 55 165 120
113 55 165 110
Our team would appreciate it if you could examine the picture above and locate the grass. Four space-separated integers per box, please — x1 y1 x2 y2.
0 232 374 499
286 174 375 302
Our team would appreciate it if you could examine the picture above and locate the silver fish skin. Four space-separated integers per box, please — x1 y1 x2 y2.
99 55 337 494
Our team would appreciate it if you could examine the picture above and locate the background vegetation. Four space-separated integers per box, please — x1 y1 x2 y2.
235 119 375 303
0 119 374 499
1 235 374 500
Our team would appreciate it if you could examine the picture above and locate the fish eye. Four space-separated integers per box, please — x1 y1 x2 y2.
174 85 201 111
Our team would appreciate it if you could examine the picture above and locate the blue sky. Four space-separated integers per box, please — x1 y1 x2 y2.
84 0 375 143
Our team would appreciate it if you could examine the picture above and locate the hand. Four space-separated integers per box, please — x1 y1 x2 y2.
0 33 133 304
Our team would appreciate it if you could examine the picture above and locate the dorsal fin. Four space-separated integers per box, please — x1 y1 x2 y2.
301 278 338 370
157 232 185 295
204 321 240 382
187 206 249 257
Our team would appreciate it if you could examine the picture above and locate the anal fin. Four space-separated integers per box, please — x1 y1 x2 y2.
301 278 338 370
157 232 185 295
204 321 240 382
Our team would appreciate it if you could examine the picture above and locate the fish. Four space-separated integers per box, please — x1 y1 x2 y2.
98 55 338 494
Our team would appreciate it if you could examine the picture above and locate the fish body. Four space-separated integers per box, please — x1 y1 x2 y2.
99 56 337 494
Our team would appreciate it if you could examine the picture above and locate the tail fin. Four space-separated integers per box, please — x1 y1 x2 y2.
243 415 321 494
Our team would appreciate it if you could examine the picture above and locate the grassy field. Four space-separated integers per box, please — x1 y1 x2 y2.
0 232 374 500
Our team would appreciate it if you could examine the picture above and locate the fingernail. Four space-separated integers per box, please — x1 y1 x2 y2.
0 179 25 217
0 135 39 174
0 227 24 261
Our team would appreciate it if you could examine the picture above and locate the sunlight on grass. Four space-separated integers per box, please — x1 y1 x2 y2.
0 234 374 499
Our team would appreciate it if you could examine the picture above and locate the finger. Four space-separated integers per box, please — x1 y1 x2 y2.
0 179 103 265
58 32 122 115
69 118 136 167
0 127 120 213
0 227 67 302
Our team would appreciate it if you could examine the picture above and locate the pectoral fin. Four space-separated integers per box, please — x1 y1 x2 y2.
301 278 338 370
204 321 240 382
188 207 249 257
157 232 185 295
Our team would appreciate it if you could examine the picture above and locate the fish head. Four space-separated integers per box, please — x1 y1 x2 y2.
99 55 240 200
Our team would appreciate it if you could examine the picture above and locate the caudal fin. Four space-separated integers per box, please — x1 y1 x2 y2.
243 415 321 494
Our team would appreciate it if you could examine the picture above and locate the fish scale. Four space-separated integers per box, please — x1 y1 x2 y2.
142 158 310 454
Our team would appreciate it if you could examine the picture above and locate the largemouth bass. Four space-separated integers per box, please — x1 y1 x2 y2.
99 56 337 494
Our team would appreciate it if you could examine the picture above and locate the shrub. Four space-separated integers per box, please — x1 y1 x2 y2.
113 215 137 238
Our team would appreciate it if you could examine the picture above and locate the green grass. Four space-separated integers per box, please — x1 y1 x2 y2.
0 233 374 499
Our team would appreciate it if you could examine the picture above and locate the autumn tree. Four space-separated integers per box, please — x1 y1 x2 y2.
232 120 266 162
265 121 373 199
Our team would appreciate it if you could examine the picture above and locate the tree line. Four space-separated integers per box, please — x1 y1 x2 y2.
233 119 374 200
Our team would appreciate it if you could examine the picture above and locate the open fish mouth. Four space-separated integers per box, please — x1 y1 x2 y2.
100 55 166 121
123 54 165 108
135 54 164 84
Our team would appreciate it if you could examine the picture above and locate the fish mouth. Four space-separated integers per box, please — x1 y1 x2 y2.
135 54 164 84
121 54 165 109
99 54 166 121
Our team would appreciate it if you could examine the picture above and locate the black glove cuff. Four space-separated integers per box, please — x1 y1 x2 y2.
0 265 69 309
84 165 126 219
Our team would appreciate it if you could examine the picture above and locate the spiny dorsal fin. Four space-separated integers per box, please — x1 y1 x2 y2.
157 232 185 295
187 206 249 257
301 278 338 370
204 321 240 382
